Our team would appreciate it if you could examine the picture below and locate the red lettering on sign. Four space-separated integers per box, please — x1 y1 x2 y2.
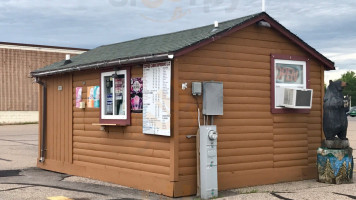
276 65 300 83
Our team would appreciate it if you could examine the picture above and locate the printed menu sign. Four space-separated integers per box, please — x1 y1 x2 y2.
142 61 171 136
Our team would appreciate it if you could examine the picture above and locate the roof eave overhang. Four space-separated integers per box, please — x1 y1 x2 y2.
174 12 335 70
32 12 335 78
31 53 174 77
262 15 335 70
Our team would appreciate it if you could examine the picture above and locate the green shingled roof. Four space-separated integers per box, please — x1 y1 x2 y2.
31 12 263 75
31 12 335 76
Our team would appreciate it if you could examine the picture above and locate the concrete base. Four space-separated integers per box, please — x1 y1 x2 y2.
317 147 353 184
0 111 39 124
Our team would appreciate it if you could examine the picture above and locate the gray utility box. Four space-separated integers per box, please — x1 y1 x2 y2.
199 125 218 199
203 82 223 115
192 82 202 96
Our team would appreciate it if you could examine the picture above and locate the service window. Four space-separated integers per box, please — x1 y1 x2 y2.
271 54 309 113
100 69 131 125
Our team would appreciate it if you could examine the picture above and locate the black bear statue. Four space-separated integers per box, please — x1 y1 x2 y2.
323 80 349 148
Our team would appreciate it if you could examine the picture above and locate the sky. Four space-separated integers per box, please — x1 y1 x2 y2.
1 0 355 81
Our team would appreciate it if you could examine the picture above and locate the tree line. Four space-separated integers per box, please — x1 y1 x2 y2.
340 71 356 107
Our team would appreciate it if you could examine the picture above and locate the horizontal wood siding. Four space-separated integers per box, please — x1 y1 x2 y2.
175 24 323 194
71 68 171 179
0 48 79 111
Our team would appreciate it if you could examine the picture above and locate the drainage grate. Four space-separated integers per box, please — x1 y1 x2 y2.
0 170 21 177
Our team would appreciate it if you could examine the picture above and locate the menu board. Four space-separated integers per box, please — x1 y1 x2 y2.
142 61 171 136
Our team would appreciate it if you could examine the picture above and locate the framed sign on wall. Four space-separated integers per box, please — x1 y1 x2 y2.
142 61 171 136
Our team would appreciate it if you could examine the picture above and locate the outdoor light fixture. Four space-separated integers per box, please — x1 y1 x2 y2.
112 67 125 79
258 20 271 28
112 67 119 79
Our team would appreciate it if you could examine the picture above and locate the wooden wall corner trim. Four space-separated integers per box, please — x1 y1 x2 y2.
69 73 73 163
173 179 196 197
170 59 180 182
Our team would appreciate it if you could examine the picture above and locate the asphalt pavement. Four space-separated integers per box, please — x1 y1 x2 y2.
0 119 356 200
0 124 161 200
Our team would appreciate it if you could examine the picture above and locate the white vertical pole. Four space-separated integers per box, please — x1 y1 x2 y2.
262 0 266 12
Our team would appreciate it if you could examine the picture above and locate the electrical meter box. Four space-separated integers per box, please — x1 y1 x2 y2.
203 82 223 115
199 125 218 199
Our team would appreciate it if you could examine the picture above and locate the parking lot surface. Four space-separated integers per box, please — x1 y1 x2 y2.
0 119 355 200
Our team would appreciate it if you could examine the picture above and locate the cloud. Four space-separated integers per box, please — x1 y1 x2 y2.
325 53 356 63
0 0 355 71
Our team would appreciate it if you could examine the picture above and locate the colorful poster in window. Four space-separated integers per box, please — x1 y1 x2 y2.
75 87 82 108
115 78 124 101
106 93 113 114
275 63 303 84
131 78 143 112
94 86 100 108
114 78 125 115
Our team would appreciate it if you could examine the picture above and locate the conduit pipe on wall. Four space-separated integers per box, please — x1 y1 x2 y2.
35 77 47 163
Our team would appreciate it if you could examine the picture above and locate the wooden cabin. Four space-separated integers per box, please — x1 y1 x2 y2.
0 42 87 124
31 12 335 197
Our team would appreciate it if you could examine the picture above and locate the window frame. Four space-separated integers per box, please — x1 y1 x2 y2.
270 54 310 114
99 67 131 125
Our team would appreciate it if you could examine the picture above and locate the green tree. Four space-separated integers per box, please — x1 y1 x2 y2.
320 159 335 183
336 161 349 184
341 71 356 81
340 71 356 107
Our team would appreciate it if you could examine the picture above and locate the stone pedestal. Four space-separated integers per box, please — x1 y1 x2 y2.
317 147 353 184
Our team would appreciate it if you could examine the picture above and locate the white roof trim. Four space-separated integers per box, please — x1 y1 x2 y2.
0 44 87 54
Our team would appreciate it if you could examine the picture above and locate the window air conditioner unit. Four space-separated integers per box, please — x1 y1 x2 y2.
276 87 313 109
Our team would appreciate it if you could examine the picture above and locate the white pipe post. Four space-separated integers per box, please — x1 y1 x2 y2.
262 0 266 12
